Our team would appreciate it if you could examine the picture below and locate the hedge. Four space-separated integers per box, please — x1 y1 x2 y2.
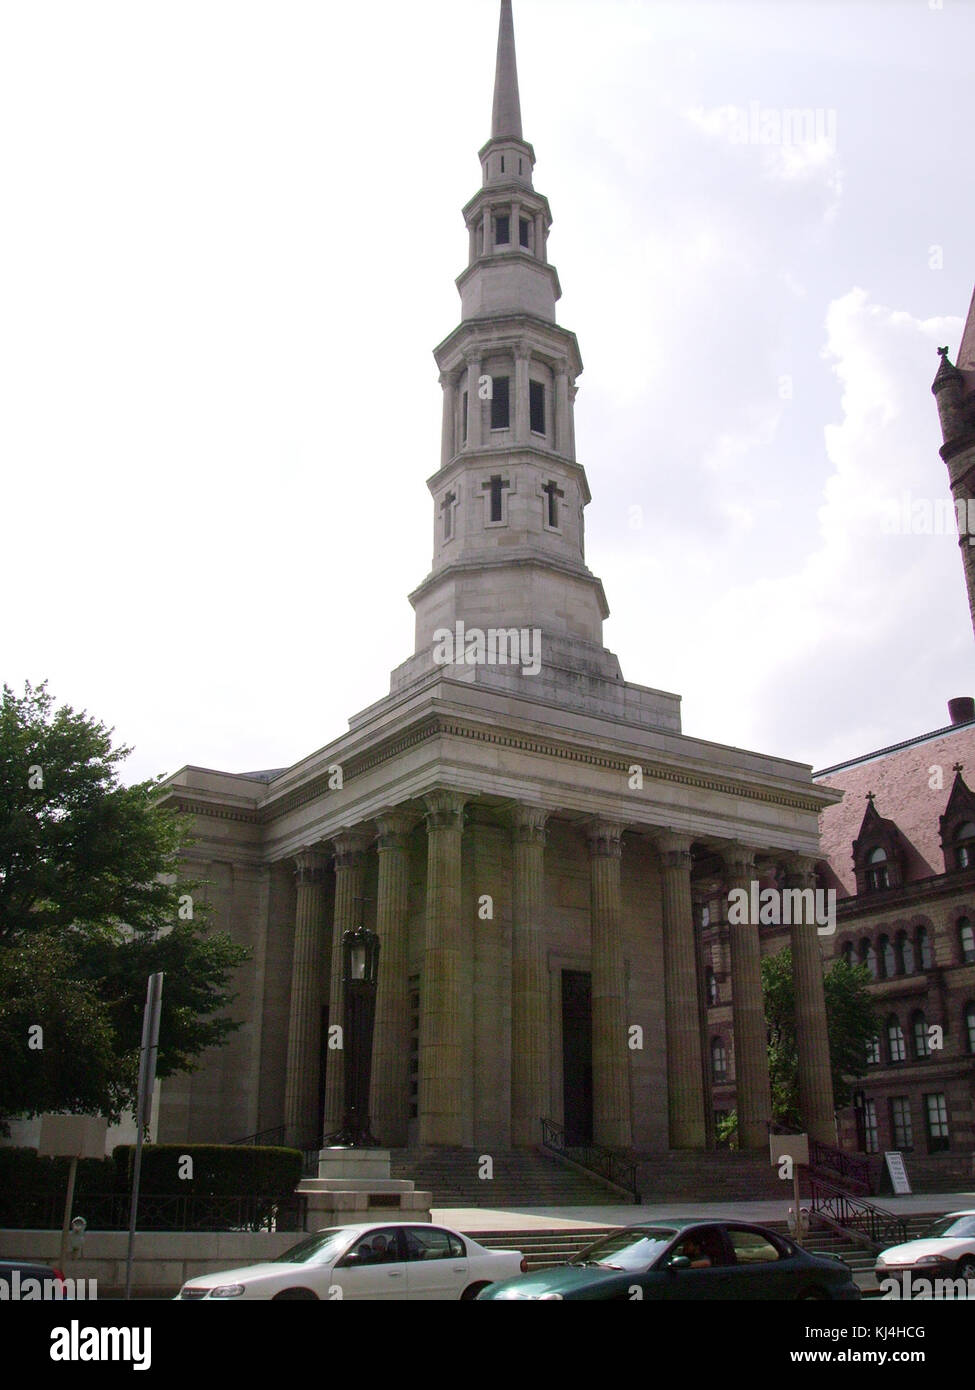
111 1144 303 1198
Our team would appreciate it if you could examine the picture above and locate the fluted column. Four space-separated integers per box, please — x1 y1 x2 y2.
511 805 549 1146
586 819 632 1149
534 211 545 262
785 855 836 1144
439 372 457 469
723 844 772 1149
370 811 415 1146
418 791 466 1146
555 369 570 456
283 848 329 1148
322 828 370 1137
655 832 707 1149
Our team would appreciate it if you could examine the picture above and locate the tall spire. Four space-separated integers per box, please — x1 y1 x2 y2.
491 0 523 141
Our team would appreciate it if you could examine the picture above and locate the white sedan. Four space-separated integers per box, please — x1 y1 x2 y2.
876 1210 975 1291
176 1222 526 1301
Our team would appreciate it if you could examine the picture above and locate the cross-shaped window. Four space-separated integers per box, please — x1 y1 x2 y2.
542 479 564 529
482 474 510 524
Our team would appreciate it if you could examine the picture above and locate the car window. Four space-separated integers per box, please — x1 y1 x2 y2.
727 1228 783 1264
661 1226 728 1269
336 1227 405 1267
921 1215 975 1240
574 1228 678 1271
274 1230 351 1265
404 1227 464 1261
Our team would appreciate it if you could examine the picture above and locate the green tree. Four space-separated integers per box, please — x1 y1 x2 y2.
0 681 249 1132
763 947 879 1129
715 949 878 1142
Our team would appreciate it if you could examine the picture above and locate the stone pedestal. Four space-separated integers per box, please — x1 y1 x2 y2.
297 1149 433 1225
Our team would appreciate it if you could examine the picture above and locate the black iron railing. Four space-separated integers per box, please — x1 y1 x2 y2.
808 1138 872 1195
2 1191 306 1233
541 1118 641 1202
808 1176 907 1250
229 1127 288 1147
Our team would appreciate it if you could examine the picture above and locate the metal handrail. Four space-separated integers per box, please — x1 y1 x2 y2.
540 1118 641 1202
808 1175 907 1250
808 1138 872 1195
229 1126 288 1147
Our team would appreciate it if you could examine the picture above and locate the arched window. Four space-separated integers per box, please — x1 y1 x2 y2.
705 969 718 1007
711 1036 727 1082
955 822 975 869
912 1011 929 1059
959 918 975 965
860 938 878 980
879 935 896 979
965 1003 975 1055
887 1015 906 1064
866 847 889 891
866 1035 880 1066
898 930 915 976
917 925 933 970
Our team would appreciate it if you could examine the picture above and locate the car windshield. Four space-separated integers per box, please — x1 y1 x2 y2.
920 1215 975 1240
273 1230 355 1265
571 1227 678 1270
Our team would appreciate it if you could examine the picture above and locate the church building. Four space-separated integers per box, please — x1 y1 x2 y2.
157 1 838 1164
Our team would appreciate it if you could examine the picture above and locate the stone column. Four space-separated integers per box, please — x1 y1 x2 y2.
512 200 521 250
418 791 466 1146
370 811 415 1147
439 371 457 470
568 381 578 458
468 219 477 264
283 847 329 1148
723 843 772 1150
322 828 370 1138
655 832 707 1149
535 212 545 262
555 369 569 456
586 819 632 1149
465 354 482 450
484 208 494 256
515 344 531 445
511 805 549 1146
785 854 836 1144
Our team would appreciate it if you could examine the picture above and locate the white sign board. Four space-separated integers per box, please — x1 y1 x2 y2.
769 1133 809 1168
884 1150 912 1195
37 1114 108 1160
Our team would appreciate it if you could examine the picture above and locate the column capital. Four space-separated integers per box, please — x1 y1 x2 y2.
331 826 371 869
463 348 482 369
375 808 417 852
585 817 624 858
511 803 548 846
438 371 452 389
782 853 819 886
293 846 329 885
515 339 533 364
719 841 760 880
652 830 693 869
424 789 467 831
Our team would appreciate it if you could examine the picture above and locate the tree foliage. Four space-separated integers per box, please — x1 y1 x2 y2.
0 681 249 1131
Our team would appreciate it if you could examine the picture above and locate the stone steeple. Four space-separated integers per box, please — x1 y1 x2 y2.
932 312 975 639
388 0 675 727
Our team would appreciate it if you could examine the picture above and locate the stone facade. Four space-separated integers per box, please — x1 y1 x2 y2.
155 1 838 1159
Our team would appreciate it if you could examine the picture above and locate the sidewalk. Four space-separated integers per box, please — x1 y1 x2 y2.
435 1190 975 1232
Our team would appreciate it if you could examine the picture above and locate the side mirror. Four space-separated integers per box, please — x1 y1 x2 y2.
668 1256 691 1271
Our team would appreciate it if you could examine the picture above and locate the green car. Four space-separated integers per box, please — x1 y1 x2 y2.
477 1219 861 1301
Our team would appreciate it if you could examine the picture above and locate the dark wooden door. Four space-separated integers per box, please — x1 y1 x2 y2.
562 970 593 1145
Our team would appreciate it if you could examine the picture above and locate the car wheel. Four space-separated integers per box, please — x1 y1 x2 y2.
461 1282 491 1301
955 1257 975 1282
272 1288 319 1300
798 1287 828 1300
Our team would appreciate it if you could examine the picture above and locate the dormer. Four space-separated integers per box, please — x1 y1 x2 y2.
852 795 904 895
939 766 975 872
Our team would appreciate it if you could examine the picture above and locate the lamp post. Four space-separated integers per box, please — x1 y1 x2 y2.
324 923 381 1147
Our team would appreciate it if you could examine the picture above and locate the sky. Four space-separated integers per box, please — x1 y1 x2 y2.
3 0 974 788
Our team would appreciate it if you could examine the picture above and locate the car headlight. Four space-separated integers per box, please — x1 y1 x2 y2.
875 1255 886 1266
915 1256 949 1267
209 1284 246 1298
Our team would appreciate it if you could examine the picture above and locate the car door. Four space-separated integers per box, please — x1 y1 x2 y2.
403 1225 469 1300
331 1227 408 1300
724 1225 798 1300
649 1225 737 1301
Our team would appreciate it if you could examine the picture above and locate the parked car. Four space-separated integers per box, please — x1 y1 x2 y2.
176 1222 526 1300
477 1220 860 1301
876 1211 975 1286
0 1258 66 1299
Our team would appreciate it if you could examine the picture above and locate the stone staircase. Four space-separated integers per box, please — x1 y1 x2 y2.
388 1147 624 1206
634 1151 787 1201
